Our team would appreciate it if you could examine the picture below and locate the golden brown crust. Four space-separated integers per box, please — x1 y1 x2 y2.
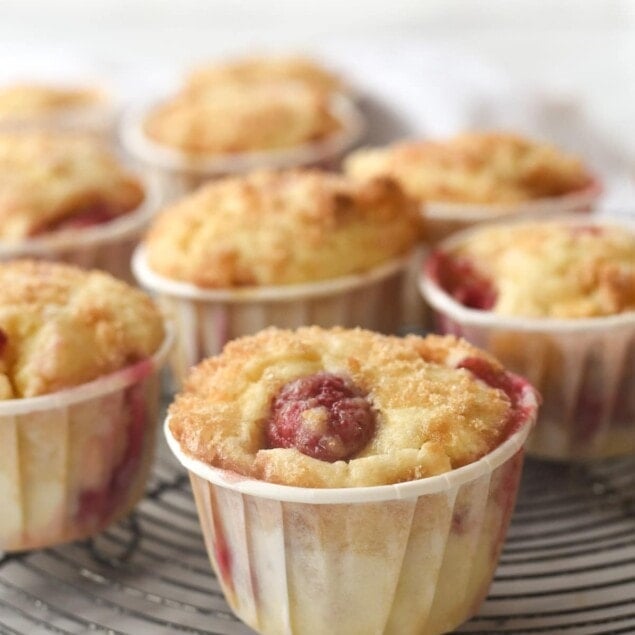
143 81 341 155
447 221 635 318
0 83 104 121
0 260 165 399
169 327 515 488
345 132 592 205
0 131 144 240
184 55 344 96
144 169 422 287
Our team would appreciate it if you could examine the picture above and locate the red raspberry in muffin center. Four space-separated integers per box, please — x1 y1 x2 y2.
266 372 376 462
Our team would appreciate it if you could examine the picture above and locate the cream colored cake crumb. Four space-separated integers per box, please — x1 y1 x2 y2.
446 221 635 318
169 327 524 488
144 169 422 287
0 260 165 399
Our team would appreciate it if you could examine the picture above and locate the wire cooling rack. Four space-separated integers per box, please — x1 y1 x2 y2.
0 437 633 634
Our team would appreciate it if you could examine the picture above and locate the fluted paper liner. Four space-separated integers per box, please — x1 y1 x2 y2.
164 389 536 635
0 328 173 552
133 246 411 386
120 94 365 202
0 173 162 283
422 179 602 243
420 214 635 460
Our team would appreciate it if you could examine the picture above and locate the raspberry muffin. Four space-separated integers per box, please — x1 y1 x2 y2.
121 77 363 200
134 169 422 383
0 82 113 135
184 54 344 96
0 260 170 551
0 130 157 280
421 216 635 459
165 327 539 635
345 132 600 241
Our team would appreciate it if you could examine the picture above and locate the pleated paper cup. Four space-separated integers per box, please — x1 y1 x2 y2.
420 215 635 460
164 385 537 635
120 94 366 202
0 327 173 552
423 178 602 243
133 246 411 386
0 173 162 284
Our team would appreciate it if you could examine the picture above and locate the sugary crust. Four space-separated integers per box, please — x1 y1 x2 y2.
169 327 516 488
0 83 104 121
184 55 343 96
144 169 422 287
0 260 165 399
143 82 341 155
446 221 635 318
0 131 144 240
345 132 592 205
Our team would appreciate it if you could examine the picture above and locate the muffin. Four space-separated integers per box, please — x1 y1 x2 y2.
133 169 422 383
345 132 600 241
184 54 344 96
165 326 539 635
121 78 364 200
420 216 635 460
0 130 157 280
0 260 171 551
0 82 113 135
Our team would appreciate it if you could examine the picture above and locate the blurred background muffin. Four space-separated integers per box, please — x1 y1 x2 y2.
121 54 364 200
0 129 158 280
420 216 635 460
134 168 422 382
0 259 170 551
346 132 601 241
0 81 114 136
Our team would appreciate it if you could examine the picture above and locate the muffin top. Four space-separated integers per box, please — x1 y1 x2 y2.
169 327 534 488
432 221 635 318
0 131 144 240
143 169 422 287
0 260 165 399
143 82 341 155
345 132 592 205
185 55 343 96
0 83 103 121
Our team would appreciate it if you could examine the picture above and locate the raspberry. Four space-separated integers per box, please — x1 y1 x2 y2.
428 251 497 310
266 372 375 462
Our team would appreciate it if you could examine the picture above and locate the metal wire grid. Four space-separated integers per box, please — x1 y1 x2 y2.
0 442 633 635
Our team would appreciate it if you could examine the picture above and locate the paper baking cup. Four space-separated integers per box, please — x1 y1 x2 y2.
0 328 173 552
420 215 635 461
0 174 162 283
423 178 602 243
120 94 366 201
165 386 537 635
133 246 411 386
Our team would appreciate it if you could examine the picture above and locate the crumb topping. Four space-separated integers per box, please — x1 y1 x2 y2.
0 260 165 399
144 169 422 287
168 327 528 488
143 81 341 155
439 221 635 318
345 132 592 205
